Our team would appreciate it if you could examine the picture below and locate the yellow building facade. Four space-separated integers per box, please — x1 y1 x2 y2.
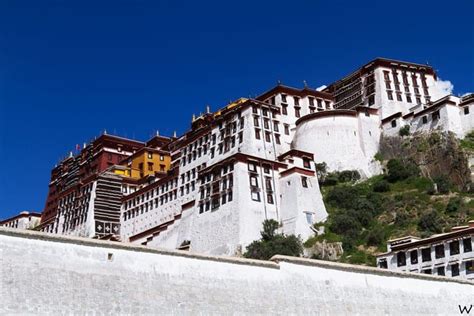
112 148 171 180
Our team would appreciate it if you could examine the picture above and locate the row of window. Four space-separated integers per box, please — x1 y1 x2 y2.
281 103 330 117
180 165 204 185
58 186 92 233
182 114 245 167
383 261 473 277
145 152 166 161
248 162 274 204
252 105 278 118
250 191 274 204
198 190 234 213
248 161 272 174
62 212 88 232
391 106 471 129
200 174 234 200
253 116 280 131
387 90 429 104
123 190 179 221
396 237 472 267
383 70 428 88
209 134 241 159
182 111 243 155
59 201 89 219
182 134 210 156
197 164 235 214
384 70 430 103
424 261 474 277
200 163 234 184
268 95 331 110
124 177 180 210
248 177 310 203
58 194 90 214
2 220 20 228
254 128 281 144
385 81 429 96
138 162 166 172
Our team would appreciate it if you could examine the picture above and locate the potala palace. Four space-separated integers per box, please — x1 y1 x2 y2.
2 57 473 257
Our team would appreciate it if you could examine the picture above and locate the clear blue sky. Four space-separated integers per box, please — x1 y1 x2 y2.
0 0 473 219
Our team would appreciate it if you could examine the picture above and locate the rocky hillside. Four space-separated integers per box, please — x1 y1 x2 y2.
379 131 472 190
305 131 474 266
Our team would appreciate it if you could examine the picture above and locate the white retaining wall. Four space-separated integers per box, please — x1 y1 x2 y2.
0 228 472 315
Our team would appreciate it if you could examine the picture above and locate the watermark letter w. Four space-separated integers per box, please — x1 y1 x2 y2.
459 305 473 314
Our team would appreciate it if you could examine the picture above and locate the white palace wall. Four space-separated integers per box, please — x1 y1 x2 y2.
293 111 382 178
382 96 474 139
1 228 472 315
278 164 327 241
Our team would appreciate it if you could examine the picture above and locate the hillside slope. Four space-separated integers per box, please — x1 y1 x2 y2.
306 131 474 266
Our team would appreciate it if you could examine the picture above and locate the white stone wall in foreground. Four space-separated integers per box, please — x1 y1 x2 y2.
1 228 472 315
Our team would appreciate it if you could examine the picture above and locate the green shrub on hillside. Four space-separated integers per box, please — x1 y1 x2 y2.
399 125 410 137
366 192 384 212
418 210 442 234
316 165 472 266
446 197 462 213
329 212 362 238
433 176 451 194
460 131 474 151
315 162 328 184
326 186 360 209
373 179 390 192
323 173 339 186
374 152 384 162
386 159 420 182
344 250 376 265
338 170 361 183
394 211 410 227
366 226 386 247
321 169 361 186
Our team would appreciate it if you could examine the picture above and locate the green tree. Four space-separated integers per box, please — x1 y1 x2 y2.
244 219 303 260
261 219 279 240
